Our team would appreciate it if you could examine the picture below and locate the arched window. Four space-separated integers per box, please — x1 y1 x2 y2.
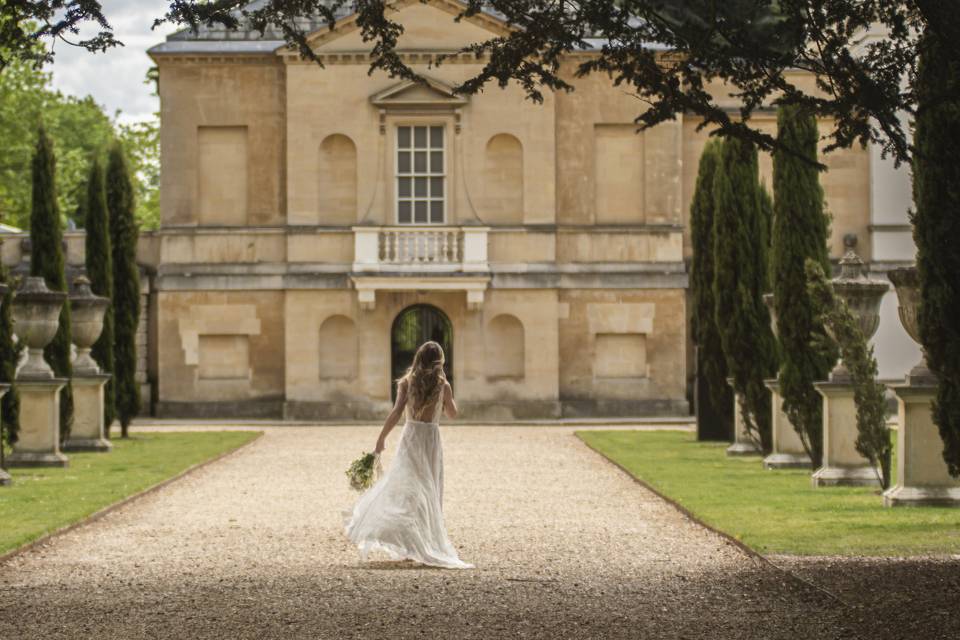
487 314 525 379
318 134 357 224
319 315 358 379
482 134 523 224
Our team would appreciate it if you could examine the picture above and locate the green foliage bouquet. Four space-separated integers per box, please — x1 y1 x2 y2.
345 451 383 492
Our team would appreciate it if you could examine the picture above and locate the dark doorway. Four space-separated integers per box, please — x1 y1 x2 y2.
391 304 453 401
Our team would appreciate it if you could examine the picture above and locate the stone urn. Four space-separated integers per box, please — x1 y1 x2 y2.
11 276 66 379
826 250 888 382
69 276 109 375
887 265 934 385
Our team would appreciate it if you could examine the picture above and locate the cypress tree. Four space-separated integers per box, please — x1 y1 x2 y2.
107 142 140 437
84 156 116 435
29 125 73 441
712 136 778 453
758 181 774 291
771 105 837 468
690 139 733 440
911 30 960 477
0 261 21 446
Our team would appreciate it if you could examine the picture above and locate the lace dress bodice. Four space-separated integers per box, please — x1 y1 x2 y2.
404 389 444 425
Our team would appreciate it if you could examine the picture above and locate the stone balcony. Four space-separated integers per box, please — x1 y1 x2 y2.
350 225 490 310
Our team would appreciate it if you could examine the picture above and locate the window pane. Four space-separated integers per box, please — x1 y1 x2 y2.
430 177 443 197
414 126 427 148
430 151 443 173
398 200 411 224
430 200 443 223
397 151 411 173
430 126 443 147
414 177 427 197
397 126 411 148
414 200 427 223
398 177 411 198
414 151 427 173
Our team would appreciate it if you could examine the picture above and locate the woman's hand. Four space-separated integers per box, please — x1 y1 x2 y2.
374 436 386 454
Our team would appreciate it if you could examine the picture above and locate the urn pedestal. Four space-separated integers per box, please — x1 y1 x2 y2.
882 267 960 507
812 381 879 487
7 379 69 467
883 383 960 506
0 384 10 485
63 374 112 452
763 379 812 469
725 377 761 456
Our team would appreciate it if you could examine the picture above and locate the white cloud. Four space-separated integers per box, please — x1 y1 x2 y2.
47 0 178 123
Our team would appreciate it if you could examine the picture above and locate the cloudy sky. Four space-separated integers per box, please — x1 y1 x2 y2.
48 0 179 124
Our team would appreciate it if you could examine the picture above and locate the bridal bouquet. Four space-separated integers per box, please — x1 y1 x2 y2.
345 451 383 492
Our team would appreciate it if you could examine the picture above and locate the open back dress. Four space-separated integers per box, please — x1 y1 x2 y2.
341 384 474 569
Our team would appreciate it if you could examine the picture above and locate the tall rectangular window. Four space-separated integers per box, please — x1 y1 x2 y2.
396 125 445 224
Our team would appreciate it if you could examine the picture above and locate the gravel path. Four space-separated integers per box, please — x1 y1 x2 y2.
0 425 945 639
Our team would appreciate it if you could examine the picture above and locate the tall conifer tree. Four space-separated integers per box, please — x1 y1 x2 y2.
712 136 778 453
772 105 836 467
912 30 960 476
29 125 73 441
690 139 733 440
85 156 116 434
106 142 140 436
0 261 21 446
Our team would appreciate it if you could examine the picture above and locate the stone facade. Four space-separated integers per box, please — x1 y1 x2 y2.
0 0 906 421
131 0 899 420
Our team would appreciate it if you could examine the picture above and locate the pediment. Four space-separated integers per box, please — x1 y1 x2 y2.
292 0 510 54
370 77 468 108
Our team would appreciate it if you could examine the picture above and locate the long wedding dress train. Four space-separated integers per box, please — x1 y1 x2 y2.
341 395 474 569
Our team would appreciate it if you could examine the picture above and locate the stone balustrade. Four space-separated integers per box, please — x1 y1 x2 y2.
353 226 488 273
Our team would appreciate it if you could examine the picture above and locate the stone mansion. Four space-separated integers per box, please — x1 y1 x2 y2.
38 0 907 421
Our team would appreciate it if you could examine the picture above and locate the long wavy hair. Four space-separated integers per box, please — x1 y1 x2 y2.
399 341 446 420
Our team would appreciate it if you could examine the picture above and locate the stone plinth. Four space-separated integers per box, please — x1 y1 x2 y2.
763 379 812 469
0 384 10 486
883 383 960 507
7 379 69 468
812 381 880 487
726 378 761 456
63 374 112 452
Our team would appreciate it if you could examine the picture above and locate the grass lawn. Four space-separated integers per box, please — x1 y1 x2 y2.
0 431 260 556
576 429 960 556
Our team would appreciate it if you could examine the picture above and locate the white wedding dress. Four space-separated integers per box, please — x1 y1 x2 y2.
341 392 475 569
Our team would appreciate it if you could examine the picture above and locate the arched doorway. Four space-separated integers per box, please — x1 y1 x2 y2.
391 304 453 401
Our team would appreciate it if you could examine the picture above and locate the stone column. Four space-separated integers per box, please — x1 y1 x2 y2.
761 295 811 469
763 379 812 469
812 380 879 486
726 377 761 456
0 280 10 484
9 379 68 467
65 375 111 452
63 276 112 452
0 384 10 485
882 266 960 506
7 277 69 468
884 382 960 506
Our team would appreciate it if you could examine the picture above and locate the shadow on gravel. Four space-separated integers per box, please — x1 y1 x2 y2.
1 557 957 639
776 556 960 640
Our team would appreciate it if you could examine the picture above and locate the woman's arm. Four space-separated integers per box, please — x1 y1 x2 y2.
442 381 458 419
374 380 407 454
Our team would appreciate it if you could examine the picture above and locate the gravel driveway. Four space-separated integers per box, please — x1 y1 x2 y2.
0 425 953 639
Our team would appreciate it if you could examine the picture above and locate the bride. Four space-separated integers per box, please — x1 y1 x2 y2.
341 341 475 569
